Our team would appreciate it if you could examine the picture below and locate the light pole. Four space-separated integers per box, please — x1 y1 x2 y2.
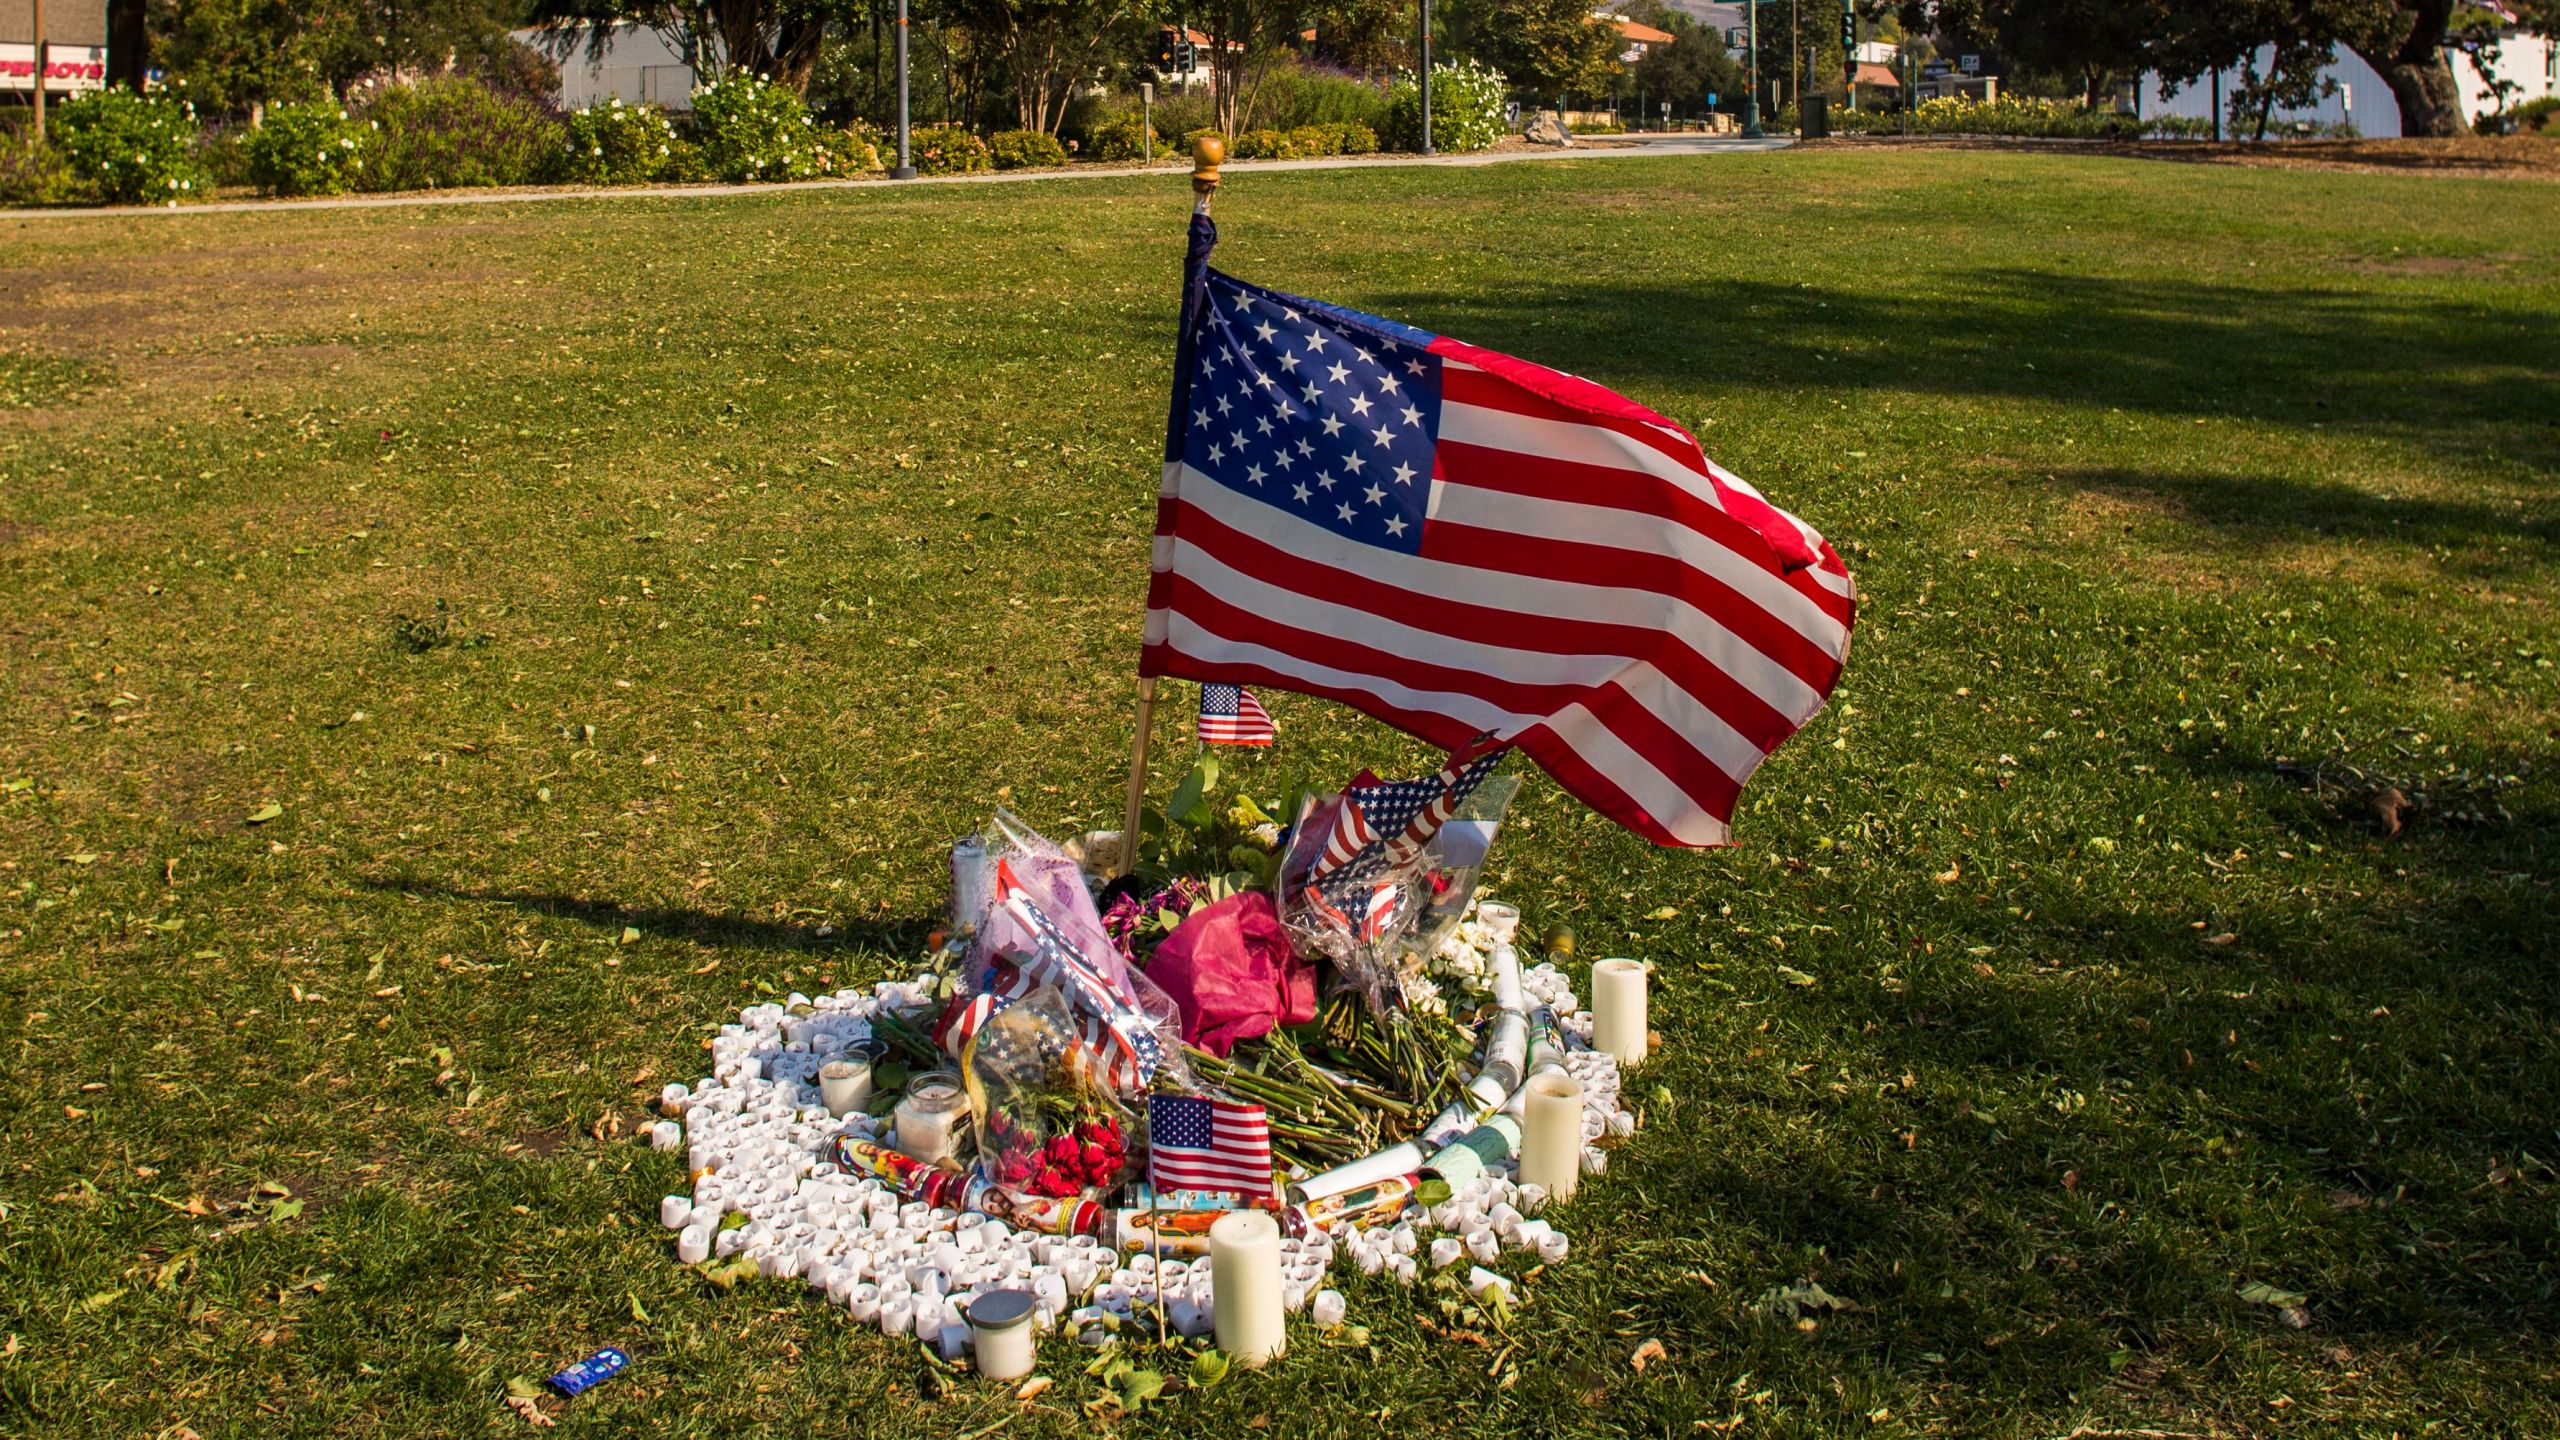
1742 0 1763 137
31 0 45 144
893 0 917 178
1420 0 1434 155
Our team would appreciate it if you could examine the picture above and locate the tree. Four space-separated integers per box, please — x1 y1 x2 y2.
943 0 1142 132
1308 0 1416 75
1199 0 1304 137
1613 0 1741 117
1475 0 1620 106
149 0 539 115
527 0 844 93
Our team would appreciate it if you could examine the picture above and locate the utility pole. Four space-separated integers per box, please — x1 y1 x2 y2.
1420 0 1434 155
1743 0 1763 136
893 0 916 177
31 0 46 144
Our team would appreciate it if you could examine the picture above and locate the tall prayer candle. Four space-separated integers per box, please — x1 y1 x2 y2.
1209 1210 1286 1365
1517 1071 1584 1205
1591 958 1649 1068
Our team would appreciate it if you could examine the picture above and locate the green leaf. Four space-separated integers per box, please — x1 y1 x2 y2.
1189 1349 1231 1389
1119 1368 1167 1411
80 1287 126 1312
246 802 285 824
504 1375 547 1400
266 1198 305 1221
628 1291 652 1323
1415 1178 1453 1208
1776 965 1818 987
1165 762 1210 829
2237 1280 2308 1309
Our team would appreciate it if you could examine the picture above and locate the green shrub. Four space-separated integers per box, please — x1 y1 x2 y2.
1085 114 1157 161
356 76 565 190
243 102 368 196
1230 127 1295 159
196 126 252 188
691 72 824 182
1258 64 1391 131
908 124 991 175
1180 126 1224 156
51 90 204 204
1383 60 1507 153
815 121 884 174
987 128 1068 169
1326 120 1378 154
0 126 77 205
2491 95 2558 134
1287 124 1337 156
562 97 680 185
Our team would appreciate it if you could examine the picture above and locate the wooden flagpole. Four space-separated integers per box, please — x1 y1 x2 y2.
1117 136 1224 879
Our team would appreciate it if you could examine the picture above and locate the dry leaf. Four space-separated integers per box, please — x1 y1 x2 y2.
501 1395 555 1428
1630 1338 1667 1372
2374 787 2408 836
1933 861 1961 884
1015 1375 1054 1401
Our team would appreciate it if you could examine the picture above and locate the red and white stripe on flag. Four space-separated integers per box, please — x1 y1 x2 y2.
1141 268 1855 849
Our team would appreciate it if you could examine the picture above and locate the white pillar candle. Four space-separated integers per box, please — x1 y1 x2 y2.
1518 1070 1584 1206
1209 1210 1286 1367
1476 902 1521 944
966 1290 1039 1381
1591 959 1649 1068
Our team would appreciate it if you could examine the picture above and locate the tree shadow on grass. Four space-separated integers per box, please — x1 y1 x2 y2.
1370 267 2560 477
2053 465 2556 578
362 875 932 957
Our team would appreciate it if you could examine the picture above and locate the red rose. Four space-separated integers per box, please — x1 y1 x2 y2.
1033 1165 1074 1197
1079 1141 1111 1176
1044 1136 1079 1167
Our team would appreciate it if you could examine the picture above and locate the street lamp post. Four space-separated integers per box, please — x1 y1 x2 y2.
1420 0 1435 156
1742 0 1763 137
893 0 917 178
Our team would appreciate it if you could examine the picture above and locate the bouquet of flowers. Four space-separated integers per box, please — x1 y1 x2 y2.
982 1102 1130 1198
964 987 1138 1199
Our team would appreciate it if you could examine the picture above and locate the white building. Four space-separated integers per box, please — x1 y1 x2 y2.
513 22 703 111
2139 30 2557 137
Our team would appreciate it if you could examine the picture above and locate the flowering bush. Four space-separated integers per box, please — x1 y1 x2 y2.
561 97 679 185
356 77 565 190
243 102 367 196
815 119 885 174
50 90 204 204
1084 114 1156 161
1327 119 1379 154
908 123 992 176
690 73 824 182
987 128 1068 170
1382 60 1507 153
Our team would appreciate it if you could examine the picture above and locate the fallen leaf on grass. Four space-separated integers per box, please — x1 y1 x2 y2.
620 927 641 945
1775 965 1817 987
501 1395 555 1428
2201 932 2237 947
245 803 284 825
1630 1338 1667 1371
1014 1375 1053 1401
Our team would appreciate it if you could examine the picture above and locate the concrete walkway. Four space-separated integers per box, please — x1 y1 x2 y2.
1 132 1792 221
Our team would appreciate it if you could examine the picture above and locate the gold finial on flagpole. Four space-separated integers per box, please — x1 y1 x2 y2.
1191 134 1224 206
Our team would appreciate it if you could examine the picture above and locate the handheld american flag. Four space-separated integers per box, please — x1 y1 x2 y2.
1147 1093 1273 1198
1196 682 1276 746
1142 216 1854 847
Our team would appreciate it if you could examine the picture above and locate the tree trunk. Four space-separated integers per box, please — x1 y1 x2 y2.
106 0 147 92
2356 0 2465 137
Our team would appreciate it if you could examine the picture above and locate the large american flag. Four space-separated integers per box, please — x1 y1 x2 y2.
1147 1093 1273 1198
1140 217 1855 847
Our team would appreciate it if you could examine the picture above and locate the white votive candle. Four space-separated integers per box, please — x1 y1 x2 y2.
819 1055 874 1118
1209 1209 1286 1366
1591 959 1649 1067
1518 1070 1585 1205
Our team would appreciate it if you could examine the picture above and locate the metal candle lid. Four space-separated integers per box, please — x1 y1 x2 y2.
966 1289 1038 1332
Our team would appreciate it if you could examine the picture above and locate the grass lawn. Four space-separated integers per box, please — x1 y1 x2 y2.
1 148 2555 1439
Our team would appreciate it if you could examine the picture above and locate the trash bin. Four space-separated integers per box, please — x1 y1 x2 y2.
1802 94 1830 138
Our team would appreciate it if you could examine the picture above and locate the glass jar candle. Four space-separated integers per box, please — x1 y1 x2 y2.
893 1069 972 1167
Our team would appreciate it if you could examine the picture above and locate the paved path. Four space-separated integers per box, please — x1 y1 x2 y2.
1 132 1792 221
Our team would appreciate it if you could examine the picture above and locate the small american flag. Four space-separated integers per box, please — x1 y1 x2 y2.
1196 682 1276 746
1141 216 1854 848
1147 1093 1272 1198
1307 750 1502 907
